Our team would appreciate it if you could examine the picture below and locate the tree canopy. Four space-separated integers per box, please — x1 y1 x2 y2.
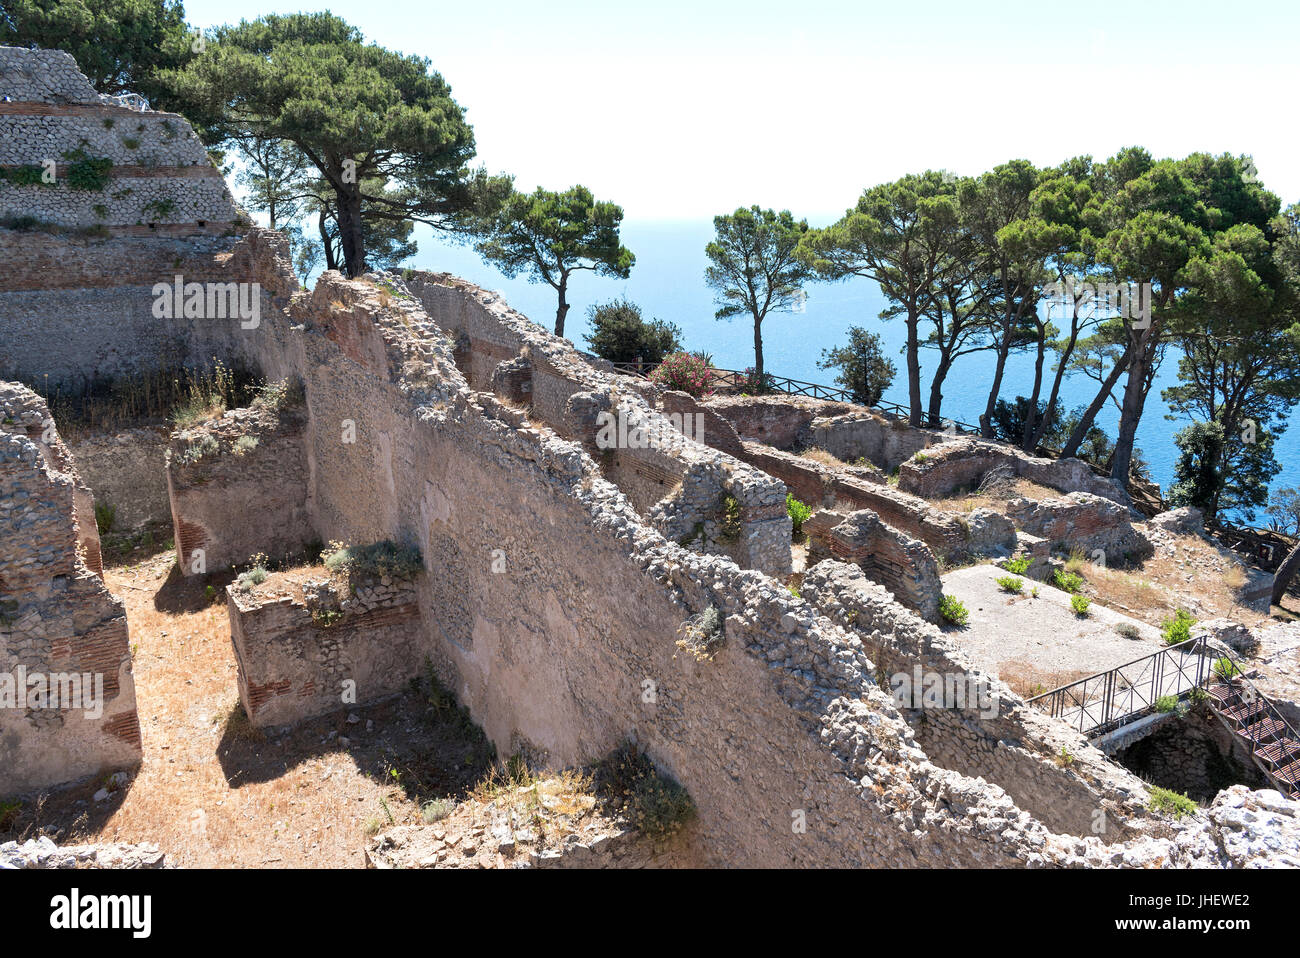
474 185 634 337
166 12 507 277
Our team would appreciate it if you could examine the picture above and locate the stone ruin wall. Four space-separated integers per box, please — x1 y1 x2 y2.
402 271 792 578
0 384 141 793
167 396 314 576
153 235 1300 867
229 570 425 728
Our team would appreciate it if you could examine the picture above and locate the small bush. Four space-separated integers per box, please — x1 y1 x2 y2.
1002 557 1031 575
786 494 812 536
1161 609 1196 646
1116 622 1141 640
63 150 112 191
649 352 713 397
1051 569 1083 593
235 558 269 592
1212 656 1240 680
233 435 259 456
1148 786 1197 819
597 743 696 839
1154 694 1180 713
939 594 969 626
323 540 423 580
995 575 1024 594
1070 594 1091 617
420 798 455 823
94 501 116 535
912 451 930 464
0 797 20 831
738 367 775 395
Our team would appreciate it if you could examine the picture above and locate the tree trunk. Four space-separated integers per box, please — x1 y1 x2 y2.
981 318 1012 438
1272 539 1300 606
336 180 366 278
753 313 765 382
555 274 570 337
928 353 951 429
906 307 922 427
1021 335 1047 451
1061 344 1131 459
319 207 336 272
1029 326 1081 452
1110 331 1152 489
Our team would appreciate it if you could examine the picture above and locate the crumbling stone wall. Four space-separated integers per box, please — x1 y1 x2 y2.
899 436 1127 504
1113 705 1268 801
805 510 943 621
1006 492 1153 562
399 270 791 577
167 392 313 575
66 427 170 530
228 568 424 727
0 386 140 793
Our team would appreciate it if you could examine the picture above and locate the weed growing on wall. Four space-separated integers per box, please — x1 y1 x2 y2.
596 742 696 840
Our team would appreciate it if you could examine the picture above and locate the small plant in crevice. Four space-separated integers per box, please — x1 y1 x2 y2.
938 594 969 627
1154 694 1181 714
1055 745 1075 767
1161 608 1196 646
595 742 696 840
1148 786 1198 819
676 605 724 660
235 553 270 592
717 493 742 542
786 493 812 537
1002 557 1031 575
232 435 258 456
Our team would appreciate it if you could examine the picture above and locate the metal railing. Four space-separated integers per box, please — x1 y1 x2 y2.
1204 647 1300 796
1026 637 1212 737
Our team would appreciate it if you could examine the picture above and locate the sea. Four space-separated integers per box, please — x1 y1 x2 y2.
397 219 1298 524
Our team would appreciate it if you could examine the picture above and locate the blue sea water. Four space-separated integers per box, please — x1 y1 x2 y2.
402 219 1298 520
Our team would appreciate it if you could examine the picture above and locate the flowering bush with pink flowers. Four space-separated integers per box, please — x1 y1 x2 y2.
650 352 714 397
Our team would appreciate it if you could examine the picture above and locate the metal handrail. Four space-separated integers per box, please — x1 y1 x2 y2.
1207 647 1300 790
1025 637 1211 736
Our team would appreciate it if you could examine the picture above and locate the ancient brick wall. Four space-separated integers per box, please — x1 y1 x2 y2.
228 569 425 728
899 436 1128 504
805 510 942 621
0 386 140 792
167 394 314 575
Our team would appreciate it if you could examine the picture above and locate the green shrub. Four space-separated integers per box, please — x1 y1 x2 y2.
63 150 112 191
1070 594 1091 617
1003 557 1031 575
1051 569 1083 593
0 165 50 187
233 435 259 456
1148 786 1197 819
939 594 969 626
786 494 813 536
94 501 116 535
1154 694 1180 713
1161 609 1196 646
1116 622 1141 640
597 743 696 839
323 540 423 580
995 575 1024 594
718 493 741 542
583 298 683 366
235 555 269 592
1212 656 1240 680
0 797 20 830
421 798 455 823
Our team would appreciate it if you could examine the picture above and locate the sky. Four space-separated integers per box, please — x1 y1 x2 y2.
183 0 1300 223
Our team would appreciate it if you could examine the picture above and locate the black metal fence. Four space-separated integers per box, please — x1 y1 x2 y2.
1026 637 1212 737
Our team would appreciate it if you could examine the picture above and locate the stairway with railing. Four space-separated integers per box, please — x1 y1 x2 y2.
1027 638 1300 797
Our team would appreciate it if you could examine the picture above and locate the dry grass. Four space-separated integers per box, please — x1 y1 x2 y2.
940 477 1062 513
998 660 1096 700
799 447 845 469
4 551 492 867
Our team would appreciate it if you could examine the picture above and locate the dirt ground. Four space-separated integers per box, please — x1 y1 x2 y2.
1 550 496 867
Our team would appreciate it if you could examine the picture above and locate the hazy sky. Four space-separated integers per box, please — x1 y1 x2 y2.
185 0 1300 221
